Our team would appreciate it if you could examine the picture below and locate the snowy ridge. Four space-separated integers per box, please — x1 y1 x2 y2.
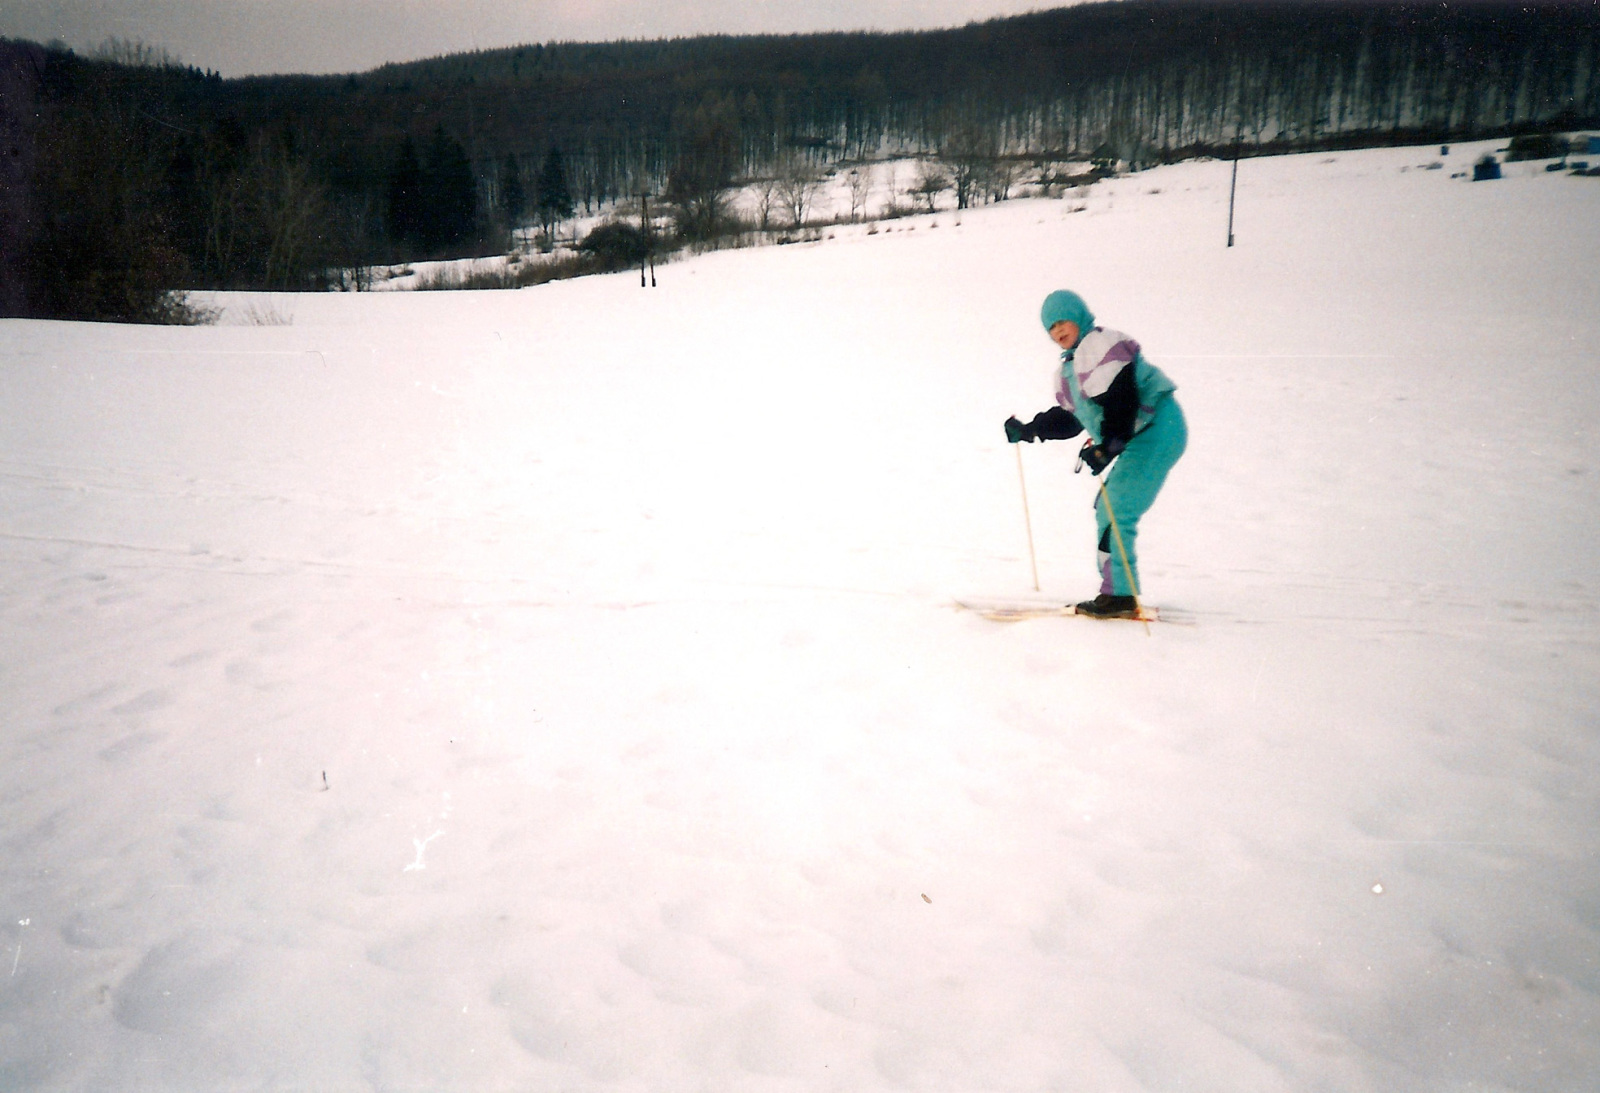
1 141 1598 1091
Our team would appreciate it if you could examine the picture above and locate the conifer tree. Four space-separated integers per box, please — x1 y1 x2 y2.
421 125 476 251
385 136 424 247
501 154 526 223
535 146 573 237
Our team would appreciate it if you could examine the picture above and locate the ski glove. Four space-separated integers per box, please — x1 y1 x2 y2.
1077 439 1122 476
1005 406 1084 444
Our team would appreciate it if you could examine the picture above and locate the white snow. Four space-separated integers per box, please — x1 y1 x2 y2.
2 141 1598 1091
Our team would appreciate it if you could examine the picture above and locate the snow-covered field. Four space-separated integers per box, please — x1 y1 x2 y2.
2 141 1598 1091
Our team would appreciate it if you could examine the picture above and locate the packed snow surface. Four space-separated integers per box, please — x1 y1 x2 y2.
2 143 1598 1091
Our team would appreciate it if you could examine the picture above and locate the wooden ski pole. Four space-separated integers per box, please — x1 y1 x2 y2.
1097 479 1150 635
1015 444 1040 592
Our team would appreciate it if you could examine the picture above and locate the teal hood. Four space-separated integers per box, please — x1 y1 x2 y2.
1040 290 1095 334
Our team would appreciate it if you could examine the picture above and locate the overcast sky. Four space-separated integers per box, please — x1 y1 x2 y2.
3 0 1070 77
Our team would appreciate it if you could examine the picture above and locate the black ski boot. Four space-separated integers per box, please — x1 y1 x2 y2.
1075 594 1140 619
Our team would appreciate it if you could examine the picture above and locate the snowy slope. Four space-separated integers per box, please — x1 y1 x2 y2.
2 141 1598 1092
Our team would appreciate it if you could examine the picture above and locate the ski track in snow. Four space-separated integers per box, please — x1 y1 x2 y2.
1 142 1598 1091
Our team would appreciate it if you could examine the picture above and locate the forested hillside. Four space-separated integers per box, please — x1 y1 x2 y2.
3 0 1597 318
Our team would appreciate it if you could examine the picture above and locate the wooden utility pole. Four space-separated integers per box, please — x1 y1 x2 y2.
640 191 656 287
1227 130 1241 248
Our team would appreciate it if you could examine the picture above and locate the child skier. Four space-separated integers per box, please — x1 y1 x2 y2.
1004 290 1187 618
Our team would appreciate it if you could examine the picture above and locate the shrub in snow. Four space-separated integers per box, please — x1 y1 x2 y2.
578 222 652 272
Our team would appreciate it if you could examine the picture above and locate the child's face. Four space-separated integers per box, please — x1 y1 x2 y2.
1048 321 1081 351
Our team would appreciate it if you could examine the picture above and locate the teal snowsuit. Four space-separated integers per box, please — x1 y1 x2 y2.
1022 292 1186 598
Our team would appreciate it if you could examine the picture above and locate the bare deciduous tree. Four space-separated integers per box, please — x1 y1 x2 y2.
775 154 824 228
988 158 1018 203
754 176 781 231
232 136 330 288
943 117 999 210
845 166 872 221
908 160 950 213
92 37 179 68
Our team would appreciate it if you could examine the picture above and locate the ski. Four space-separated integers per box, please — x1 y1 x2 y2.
953 599 1190 624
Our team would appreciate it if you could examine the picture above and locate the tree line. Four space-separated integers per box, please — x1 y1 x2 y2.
3 0 1597 320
